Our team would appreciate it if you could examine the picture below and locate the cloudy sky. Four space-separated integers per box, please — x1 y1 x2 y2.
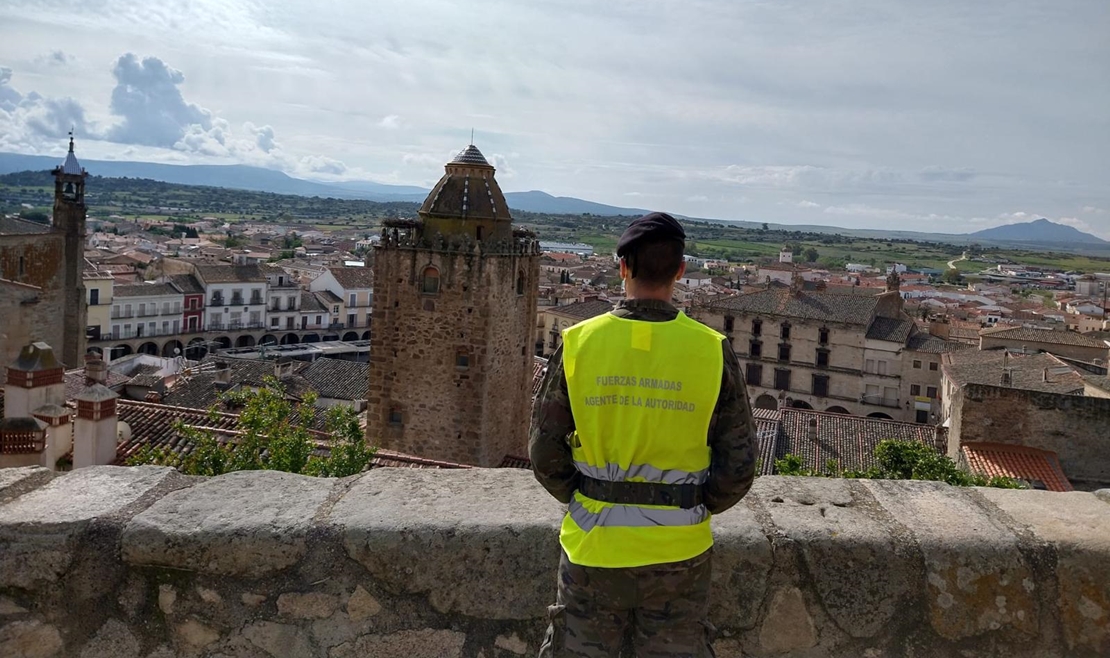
1 0 1108 236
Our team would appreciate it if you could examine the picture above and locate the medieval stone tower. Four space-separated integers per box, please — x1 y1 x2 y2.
366 144 540 466
0 137 87 374
53 136 89 368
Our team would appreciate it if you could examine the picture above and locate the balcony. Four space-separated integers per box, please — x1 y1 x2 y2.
860 394 900 408
110 311 134 320
210 297 225 307
230 296 244 306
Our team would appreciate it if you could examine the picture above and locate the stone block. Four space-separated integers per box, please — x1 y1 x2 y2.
328 629 467 658
862 479 1037 641
0 466 52 503
80 619 140 658
332 468 565 620
241 621 313 658
123 470 338 577
174 619 220 654
754 477 911 638
346 586 382 621
978 488 1110 654
758 587 817 653
0 619 64 658
1095 489 1110 505
707 498 772 629
0 466 175 588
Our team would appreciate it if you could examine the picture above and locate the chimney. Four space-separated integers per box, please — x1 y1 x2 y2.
73 384 119 468
85 356 108 386
928 318 950 340
806 415 819 444
212 361 232 390
273 357 293 380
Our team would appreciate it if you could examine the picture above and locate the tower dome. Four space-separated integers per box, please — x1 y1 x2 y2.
418 143 510 228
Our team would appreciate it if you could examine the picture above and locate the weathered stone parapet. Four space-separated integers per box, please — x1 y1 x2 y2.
1 466 1108 657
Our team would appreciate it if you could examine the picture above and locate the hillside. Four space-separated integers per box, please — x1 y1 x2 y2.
0 152 649 216
969 218 1108 245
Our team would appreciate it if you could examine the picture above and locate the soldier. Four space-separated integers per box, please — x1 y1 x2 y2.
530 212 757 657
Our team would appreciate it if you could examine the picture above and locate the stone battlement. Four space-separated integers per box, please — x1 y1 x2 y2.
1 467 1107 657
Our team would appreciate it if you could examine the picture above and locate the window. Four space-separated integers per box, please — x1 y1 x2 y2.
927 386 938 399
774 368 791 391
332 305 339 314
778 344 791 362
138 303 146 316
18 256 25 278
422 266 440 294
348 313 356 327
271 317 280 327
910 384 921 396
162 321 169 334
913 360 922 369
315 315 322 324
816 349 829 368
287 296 296 310
780 323 791 340
751 319 762 336
476 226 484 240
749 340 762 358
819 327 829 345
723 316 735 333
517 272 525 295
812 374 829 397
865 384 880 401
349 293 357 307
456 349 470 369
90 288 99 305
745 363 762 387
883 386 898 403
865 358 875 373
916 409 929 424
388 407 403 425
929 362 938 371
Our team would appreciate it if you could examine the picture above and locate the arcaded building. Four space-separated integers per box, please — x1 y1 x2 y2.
366 144 540 466
0 137 88 375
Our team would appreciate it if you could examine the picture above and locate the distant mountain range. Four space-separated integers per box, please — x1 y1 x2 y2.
0 152 649 217
968 218 1108 245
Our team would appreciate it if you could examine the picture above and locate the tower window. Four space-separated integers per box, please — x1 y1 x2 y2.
476 226 484 241
517 272 525 295
18 256 25 278
456 349 470 370
388 407 403 426
422 266 440 294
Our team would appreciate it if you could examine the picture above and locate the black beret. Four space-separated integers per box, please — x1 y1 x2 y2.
616 212 685 257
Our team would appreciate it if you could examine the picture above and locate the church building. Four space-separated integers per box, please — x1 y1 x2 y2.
366 144 540 466
0 136 89 375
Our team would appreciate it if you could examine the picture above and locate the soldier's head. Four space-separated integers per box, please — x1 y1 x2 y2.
617 212 686 298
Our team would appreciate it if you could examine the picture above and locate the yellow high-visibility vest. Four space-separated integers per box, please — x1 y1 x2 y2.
560 310 724 568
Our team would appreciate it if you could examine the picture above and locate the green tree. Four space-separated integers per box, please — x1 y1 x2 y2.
942 268 962 285
803 247 820 263
127 378 374 477
18 209 49 224
773 439 1024 488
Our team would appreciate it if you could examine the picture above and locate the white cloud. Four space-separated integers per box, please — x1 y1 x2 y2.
104 53 213 147
378 114 400 129
1081 206 1106 215
796 200 821 209
686 195 709 203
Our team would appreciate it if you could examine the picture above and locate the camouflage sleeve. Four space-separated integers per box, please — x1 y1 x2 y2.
703 340 757 515
528 346 580 504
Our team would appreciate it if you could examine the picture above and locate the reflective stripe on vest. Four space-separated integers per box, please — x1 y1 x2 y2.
559 310 724 568
573 460 709 485
568 499 710 532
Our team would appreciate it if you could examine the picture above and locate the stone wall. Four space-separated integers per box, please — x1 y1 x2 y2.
948 383 1110 490
0 233 70 376
2 466 1108 657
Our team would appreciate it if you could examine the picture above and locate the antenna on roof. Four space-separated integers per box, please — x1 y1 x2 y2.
470 128 474 145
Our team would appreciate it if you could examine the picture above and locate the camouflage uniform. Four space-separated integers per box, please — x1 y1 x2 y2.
529 298 757 657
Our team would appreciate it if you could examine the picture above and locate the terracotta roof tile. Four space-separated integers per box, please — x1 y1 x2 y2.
961 442 1073 491
979 326 1109 349
708 288 881 325
866 317 915 343
327 266 374 290
549 300 614 321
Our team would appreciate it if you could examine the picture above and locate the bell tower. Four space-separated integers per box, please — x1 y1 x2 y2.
367 143 540 466
51 134 88 367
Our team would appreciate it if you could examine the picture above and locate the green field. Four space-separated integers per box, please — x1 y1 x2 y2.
5 171 1109 275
